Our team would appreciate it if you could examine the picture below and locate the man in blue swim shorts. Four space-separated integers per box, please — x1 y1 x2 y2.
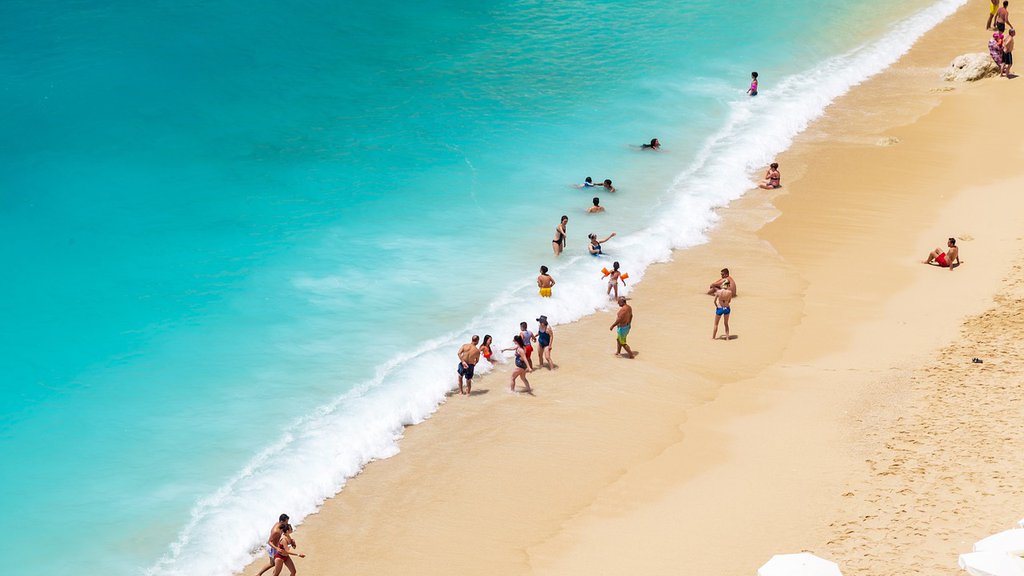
713 286 733 340
609 296 634 358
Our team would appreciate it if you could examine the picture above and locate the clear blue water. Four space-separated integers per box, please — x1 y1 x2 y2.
0 0 961 574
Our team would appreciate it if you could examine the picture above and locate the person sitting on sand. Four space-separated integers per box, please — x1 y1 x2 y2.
597 178 616 193
588 232 616 256
640 138 661 150
758 162 781 189
707 268 737 296
587 197 605 213
924 237 960 271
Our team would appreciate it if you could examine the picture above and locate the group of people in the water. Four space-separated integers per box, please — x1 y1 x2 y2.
457 71 776 394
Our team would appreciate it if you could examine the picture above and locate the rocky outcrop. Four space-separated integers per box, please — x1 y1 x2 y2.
944 53 1000 81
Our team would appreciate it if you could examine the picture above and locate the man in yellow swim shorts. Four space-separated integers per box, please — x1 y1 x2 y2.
538 265 555 297
989 0 1000 30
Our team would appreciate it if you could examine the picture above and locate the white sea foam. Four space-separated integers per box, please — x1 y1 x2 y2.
145 2 965 574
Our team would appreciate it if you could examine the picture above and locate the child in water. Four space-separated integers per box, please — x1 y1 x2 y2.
747 72 758 96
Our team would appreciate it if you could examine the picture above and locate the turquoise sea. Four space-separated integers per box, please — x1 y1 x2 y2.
0 0 964 574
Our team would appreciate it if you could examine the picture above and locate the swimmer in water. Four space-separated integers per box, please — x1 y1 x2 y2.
576 176 595 189
640 138 661 150
587 197 605 213
597 179 616 193
588 232 616 256
747 71 758 96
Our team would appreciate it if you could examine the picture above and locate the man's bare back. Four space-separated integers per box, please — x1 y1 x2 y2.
715 289 734 309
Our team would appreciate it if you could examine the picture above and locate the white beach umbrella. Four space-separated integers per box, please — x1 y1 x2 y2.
959 551 1024 576
975 529 1024 555
757 553 843 576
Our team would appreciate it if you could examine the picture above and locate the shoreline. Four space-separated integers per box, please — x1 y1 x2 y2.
241 1 1024 574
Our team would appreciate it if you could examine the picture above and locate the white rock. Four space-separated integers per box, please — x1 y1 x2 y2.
944 53 1000 81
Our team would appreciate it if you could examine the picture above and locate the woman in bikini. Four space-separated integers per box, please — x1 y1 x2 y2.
552 215 568 256
588 232 616 256
606 261 625 300
479 334 495 363
758 162 781 189
272 524 305 576
501 335 533 393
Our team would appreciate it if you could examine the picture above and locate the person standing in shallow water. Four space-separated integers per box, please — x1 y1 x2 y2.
552 215 568 256
747 71 758 96
456 335 481 395
537 265 555 297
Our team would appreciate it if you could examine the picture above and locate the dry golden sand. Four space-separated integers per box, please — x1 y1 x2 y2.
241 2 1024 575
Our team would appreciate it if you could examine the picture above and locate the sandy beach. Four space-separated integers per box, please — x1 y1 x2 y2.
242 2 1024 575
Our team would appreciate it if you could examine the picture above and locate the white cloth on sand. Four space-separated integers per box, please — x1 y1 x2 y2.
757 553 843 576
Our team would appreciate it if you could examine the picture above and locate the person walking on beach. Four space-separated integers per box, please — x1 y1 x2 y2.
606 261 626 300
1004 28 1016 75
587 197 605 213
257 514 290 576
747 71 759 96
989 0 1000 29
609 296 635 359
552 215 568 256
502 335 533 394
713 286 734 340
924 237 961 271
758 162 781 189
456 335 481 395
271 524 305 576
588 232 616 256
519 321 536 371
538 265 555 297
536 315 554 370
707 268 737 296
996 1 1013 33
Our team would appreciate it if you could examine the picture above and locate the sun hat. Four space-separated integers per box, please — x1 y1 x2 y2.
536 315 548 324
